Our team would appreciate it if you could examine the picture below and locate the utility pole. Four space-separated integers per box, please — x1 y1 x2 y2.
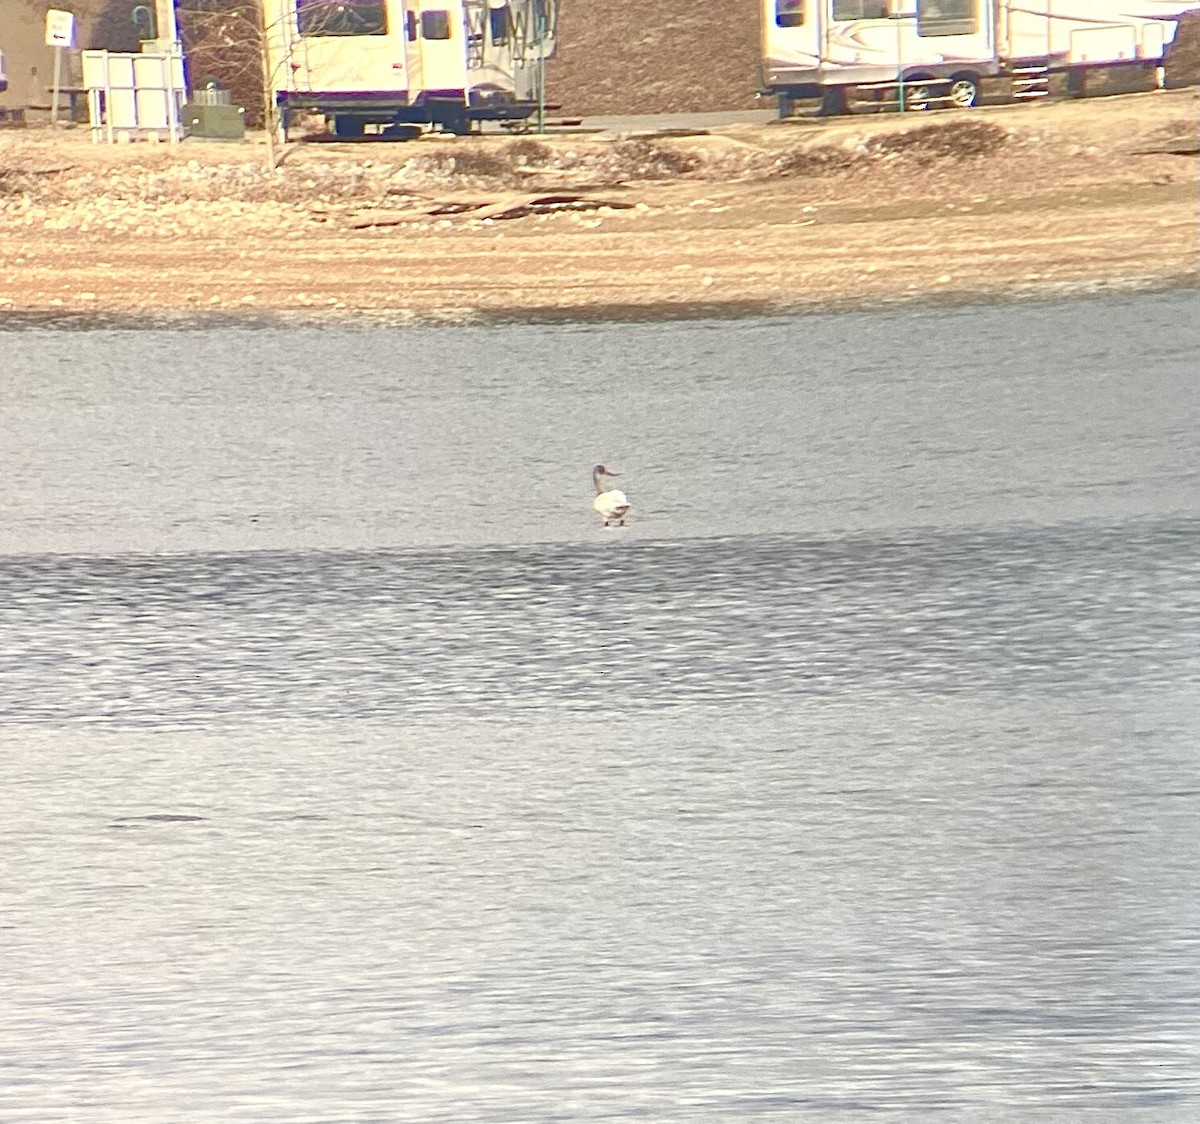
536 4 545 134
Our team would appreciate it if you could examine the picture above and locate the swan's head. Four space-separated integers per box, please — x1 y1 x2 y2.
593 464 619 478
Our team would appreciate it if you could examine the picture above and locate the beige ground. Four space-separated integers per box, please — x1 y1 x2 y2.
0 90 1196 322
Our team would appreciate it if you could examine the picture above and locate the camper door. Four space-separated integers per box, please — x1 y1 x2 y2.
408 0 468 94
762 0 822 86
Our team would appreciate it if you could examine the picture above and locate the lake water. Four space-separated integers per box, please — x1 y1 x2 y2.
1 291 1198 1121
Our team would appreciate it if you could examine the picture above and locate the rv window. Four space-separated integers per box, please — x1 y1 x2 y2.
775 0 804 28
297 0 387 36
916 0 977 36
489 3 510 44
831 0 888 18
421 9 452 38
406 9 418 39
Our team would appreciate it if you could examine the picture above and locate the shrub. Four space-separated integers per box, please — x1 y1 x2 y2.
771 144 858 177
610 139 700 179
445 146 514 180
866 120 1010 160
501 138 554 167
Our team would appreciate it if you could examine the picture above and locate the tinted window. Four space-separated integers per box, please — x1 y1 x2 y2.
775 0 804 28
422 9 452 38
297 0 387 37
489 3 510 43
917 0 977 36
832 0 888 17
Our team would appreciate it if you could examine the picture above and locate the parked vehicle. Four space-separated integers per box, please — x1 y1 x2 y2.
261 0 556 138
760 0 1198 114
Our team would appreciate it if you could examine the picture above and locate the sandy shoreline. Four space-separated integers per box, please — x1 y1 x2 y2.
1 90 1196 325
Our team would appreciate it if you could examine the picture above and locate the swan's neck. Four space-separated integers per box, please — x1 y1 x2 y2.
593 471 606 496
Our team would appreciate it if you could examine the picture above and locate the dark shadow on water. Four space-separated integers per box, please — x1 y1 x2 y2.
0 276 1193 332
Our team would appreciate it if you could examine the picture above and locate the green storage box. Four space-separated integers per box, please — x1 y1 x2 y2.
183 103 245 140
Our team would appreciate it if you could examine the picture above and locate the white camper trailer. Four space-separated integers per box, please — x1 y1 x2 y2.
262 0 556 137
761 0 1196 115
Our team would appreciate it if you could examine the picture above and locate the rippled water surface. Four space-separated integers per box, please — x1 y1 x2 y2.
2 292 1198 1121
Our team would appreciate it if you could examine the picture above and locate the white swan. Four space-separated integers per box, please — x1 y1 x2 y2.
592 464 630 527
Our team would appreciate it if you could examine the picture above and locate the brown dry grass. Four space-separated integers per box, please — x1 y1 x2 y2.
0 90 1196 322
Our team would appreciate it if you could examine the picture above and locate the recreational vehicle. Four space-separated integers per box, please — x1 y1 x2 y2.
262 0 556 137
761 0 1197 114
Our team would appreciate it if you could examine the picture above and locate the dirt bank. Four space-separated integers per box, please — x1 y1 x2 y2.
0 91 1196 325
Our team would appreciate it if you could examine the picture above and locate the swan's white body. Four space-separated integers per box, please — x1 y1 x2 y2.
594 488 630 522
592 465 630 526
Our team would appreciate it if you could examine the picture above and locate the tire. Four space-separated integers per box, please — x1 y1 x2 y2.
819 87 849 117
901 75 936 111
381 123 422 141
440 111 471 136
946 73 981 109
333 115 366 139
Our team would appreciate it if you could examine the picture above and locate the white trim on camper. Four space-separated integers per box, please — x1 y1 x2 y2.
761 0 1193 104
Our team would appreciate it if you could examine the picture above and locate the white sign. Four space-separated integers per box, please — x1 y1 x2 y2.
45 9 76 48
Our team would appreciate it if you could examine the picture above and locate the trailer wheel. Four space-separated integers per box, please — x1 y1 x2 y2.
819 87 850 117
902 75 936 111
946 73 981 109
441 110 471 136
